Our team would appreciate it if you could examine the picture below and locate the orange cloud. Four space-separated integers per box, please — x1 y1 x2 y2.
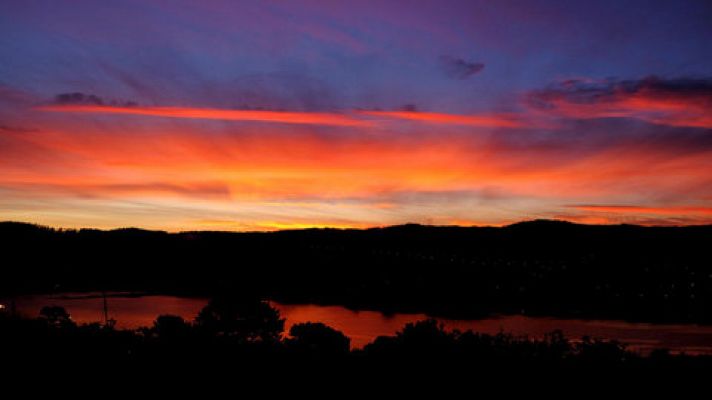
4 123 712 200
3 113 712 230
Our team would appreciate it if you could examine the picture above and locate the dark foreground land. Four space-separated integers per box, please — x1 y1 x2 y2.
1 220 711 324
2 296 711 374
2 220 712 377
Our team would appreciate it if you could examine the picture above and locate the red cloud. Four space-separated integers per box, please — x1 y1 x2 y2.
37 103 527 129
570 205 712 216
357 110 524 128
36 104 373 127
527 76 712 128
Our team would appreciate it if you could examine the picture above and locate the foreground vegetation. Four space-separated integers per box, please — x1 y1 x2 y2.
1 295 710 372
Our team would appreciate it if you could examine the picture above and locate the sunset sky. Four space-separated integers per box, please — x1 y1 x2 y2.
1 0 712 230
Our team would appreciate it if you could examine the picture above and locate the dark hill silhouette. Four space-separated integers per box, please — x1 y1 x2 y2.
1 220 711 323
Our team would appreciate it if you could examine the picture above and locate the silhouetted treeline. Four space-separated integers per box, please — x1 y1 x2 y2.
1 220 711 323
1 298 709 373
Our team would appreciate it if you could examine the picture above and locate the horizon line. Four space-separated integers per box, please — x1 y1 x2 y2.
2 218 710 235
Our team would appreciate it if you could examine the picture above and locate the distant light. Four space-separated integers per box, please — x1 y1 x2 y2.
0 304 5 310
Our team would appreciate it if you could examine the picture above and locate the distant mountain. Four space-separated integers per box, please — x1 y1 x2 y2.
3 219 710 236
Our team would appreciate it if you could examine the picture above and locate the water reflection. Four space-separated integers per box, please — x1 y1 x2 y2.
3 292 712 354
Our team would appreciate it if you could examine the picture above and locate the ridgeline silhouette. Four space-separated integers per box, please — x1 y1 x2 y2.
1 220 711 324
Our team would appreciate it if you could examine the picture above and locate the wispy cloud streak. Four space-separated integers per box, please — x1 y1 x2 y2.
36 104 373 127
36 104 529 129
358 110 524 128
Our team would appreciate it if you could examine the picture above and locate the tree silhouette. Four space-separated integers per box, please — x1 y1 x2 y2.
150 314 192 340
286 322 350 355
195 295 284 343
39 305 75 328
397 319 453 350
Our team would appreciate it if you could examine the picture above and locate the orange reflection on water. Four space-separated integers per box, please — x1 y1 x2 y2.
275 303 428 348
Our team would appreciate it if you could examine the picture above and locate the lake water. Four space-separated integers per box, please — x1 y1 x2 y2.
3 292 712 355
